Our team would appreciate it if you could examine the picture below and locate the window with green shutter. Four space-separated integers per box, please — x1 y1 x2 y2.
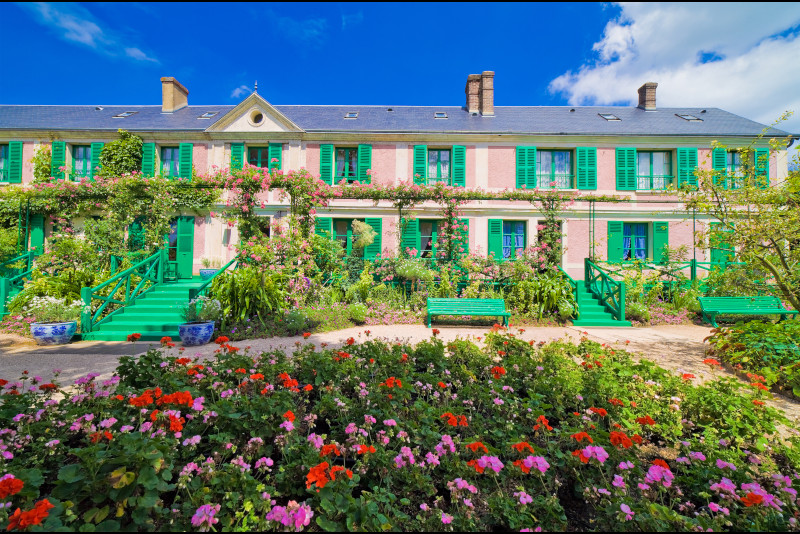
319 144 334 185
248 147 272 169
537 150 573 189
178 143 193 180
142 143 156 176
51 141 66 180
413 146 427 185
419 220 440 258
623 223 648 261
501 221 526 259
72 145 92 180
363 217 382 259
268 144 283 171
0 145 8 182
230 143 245 172
357 144 372 184
754 149 769 189
607 221 624 262
427 149 451 185
615 147 637 191
7 142 22 183
652 222 669 264
516 146 537 189
487 219 504 260
335 148 359 183
576 147 597 190
676 148 698 188
637 151 672 190
333 219 378 258
161 147 180 178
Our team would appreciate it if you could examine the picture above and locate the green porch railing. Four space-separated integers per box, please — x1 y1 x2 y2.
0 251 35 316
585 258 626 322
80 250 164 333
188 257 239 301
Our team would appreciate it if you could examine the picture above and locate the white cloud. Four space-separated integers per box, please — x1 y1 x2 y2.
19 2 159 63
342 12 364 30
550 3 800 140
230 85 252 99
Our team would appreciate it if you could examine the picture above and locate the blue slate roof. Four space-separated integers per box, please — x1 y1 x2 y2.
0 104 792 137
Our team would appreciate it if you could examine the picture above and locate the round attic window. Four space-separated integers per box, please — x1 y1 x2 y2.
249 110 265 126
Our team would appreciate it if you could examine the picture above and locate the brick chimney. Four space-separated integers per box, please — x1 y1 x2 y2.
465 74 480 113
479 71 494 116
637 82 657 111
161 77 189 113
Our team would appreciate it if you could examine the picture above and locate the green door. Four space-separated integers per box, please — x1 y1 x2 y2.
167 216 195 279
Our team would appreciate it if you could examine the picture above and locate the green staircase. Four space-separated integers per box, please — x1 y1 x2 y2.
82 277 205 341
572 282 632 327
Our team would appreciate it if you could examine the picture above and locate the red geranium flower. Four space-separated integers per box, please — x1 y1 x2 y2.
636 415 656 426
572 449 590 463
0 477 24 499
511 441 535 453
610 431 633 449
466 442 489 454
741 492 764 507
533 414 553 431
571 432 593 444
126 333 142 342
589 407 607 417
215 336 230 344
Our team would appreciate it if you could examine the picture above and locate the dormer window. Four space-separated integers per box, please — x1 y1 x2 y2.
113 111 137 118
344 112 358 119
198 112 218 119
676 114 703 122
434 112 448 119
599 113 620 121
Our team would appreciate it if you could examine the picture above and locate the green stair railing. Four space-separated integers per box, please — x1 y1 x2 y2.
80 250 164 334
0 251 35 316
188 257 239 300
585 258 626 322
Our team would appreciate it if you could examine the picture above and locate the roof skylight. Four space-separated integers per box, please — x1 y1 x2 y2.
676 113 703 122
112 111 137 118
344 112 358 119
599 113 620 121
198 112 218 119
434 112 448 119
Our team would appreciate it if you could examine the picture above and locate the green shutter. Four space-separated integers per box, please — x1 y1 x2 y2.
357 144 372 183
607 221 624 262
413 145 427 185
314 217 332 237
319 144 334 185
176 216 195 279
677 148 698 188
652 222 669 264
268 143 283 171
128 216 147 252
29 215 44 256
231 143 245 171
178 143 193 180
576 147 597 190
709 222 734 263
51 141 66 180
142 143 156 176
754 149 769 188
452 145 466 187
516 146 537 189
90 142 104 179
401 218 420 256
457 218 469 255
712 148 727 188
488 219 503 260
615 147 637 190
363 217 382 259
8 141 23 183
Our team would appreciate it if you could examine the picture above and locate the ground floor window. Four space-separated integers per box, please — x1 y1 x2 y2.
502 221 526 259
623 223 648 260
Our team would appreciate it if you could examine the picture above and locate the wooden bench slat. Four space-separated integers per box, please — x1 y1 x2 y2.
427 298 509 328
697 296 797 327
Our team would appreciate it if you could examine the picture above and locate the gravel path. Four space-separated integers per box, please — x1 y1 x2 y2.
2 323 797 426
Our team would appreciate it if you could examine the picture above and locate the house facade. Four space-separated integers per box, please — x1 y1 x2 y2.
0 73 794 279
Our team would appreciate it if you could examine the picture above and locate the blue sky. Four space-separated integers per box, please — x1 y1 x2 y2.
2 2 800 148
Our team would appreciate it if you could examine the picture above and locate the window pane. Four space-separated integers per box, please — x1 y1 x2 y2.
428 151 438 178
420 222 434 257
440 151 449 178
336 149 346 178
652 152 667 175
537 151 552 176
637 152 651 175
553 151 569 174
348 149 358 177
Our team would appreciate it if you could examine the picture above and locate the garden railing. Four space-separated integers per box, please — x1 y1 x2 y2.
0 251 35 316
80 250 164 333
189 257 239 301
585 258 626 322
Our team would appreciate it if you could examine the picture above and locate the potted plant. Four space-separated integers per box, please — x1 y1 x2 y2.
199 258 220 280
178 296 222 346
24 296 83 345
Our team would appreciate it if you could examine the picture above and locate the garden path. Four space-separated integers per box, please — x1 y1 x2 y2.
1 324 798 425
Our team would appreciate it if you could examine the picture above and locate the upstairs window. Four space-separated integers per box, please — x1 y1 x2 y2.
637 151 672 190
335 148 359 183
537 150 573 189
0 145 8 182
161 146 180 178
427 149 451 185
72 145 92 180
726 152 744 189
248 147 271 169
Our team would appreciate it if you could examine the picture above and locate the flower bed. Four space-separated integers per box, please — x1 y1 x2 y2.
0 331 798 531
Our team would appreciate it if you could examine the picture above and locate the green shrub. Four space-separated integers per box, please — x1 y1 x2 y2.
347 302 368 324
98 129 143 176
21 295 83 323
181 296 223 323
209 266 286 326
284 309 307 335
505 271 575 319
626 301 651 323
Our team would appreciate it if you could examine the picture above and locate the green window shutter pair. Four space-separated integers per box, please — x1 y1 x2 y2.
363 217 382 259
314 217 333 237
515 146 537 189
51 141 66 180
488 219 504 260
29 214 45 256
90 142 104 178
357 144 372 184
576 147 597 190
652 222 669 264
8 141 23 183
142 143 156 176
452 145 466 187
677 148 698 188
401 218 420 255
615 148 637 190
178 143 193 180
754 148 769 188
320 144 334 185
607 221 624 262
412 145 427 185
231 143 245 172
268 144 283 171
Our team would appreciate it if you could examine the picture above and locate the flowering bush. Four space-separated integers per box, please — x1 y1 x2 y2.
20 296 83 324
181 296 223 324
1 331 798 531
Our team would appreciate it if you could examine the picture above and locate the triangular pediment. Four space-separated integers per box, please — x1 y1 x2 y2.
206 93 303 133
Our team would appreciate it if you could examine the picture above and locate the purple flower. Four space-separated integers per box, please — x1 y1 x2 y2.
441 512 453 524
582 445 609 464
191 504 220 531
613 474 626 488
620 503 635 521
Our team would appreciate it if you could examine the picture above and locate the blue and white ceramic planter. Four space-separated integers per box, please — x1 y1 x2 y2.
199 269 217 281
179 321 215 346
30 321 77 346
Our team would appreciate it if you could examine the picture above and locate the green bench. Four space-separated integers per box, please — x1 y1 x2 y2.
427 298 510 328
697 296 798 327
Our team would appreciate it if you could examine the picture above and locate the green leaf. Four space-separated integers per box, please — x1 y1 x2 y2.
58 464 86 484
316 516 342 531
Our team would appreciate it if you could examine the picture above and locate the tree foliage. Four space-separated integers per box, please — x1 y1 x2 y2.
98 129 143 176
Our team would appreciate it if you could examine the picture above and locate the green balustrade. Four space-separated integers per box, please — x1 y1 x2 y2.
188 257 239 301
585 258 626 322
0 250 35 315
